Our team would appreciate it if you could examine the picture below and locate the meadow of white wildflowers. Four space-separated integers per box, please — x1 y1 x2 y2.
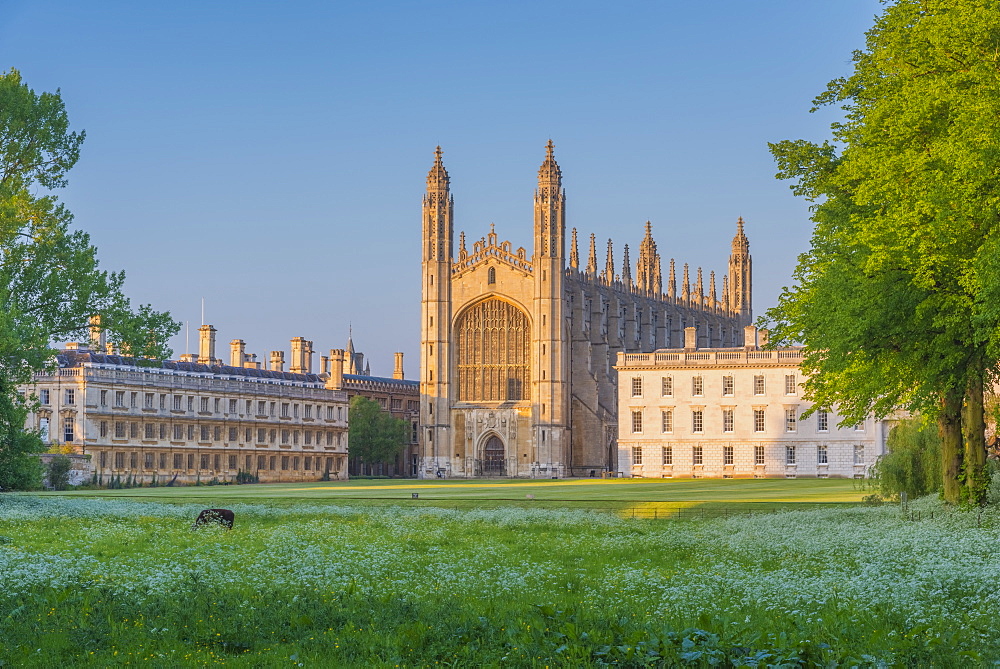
0 495 997 666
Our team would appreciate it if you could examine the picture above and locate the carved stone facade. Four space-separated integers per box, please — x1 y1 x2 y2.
420 143 753 478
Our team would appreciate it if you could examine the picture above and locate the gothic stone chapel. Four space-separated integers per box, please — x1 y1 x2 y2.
419 142 752 478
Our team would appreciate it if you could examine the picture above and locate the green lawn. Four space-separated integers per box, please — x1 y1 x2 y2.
0 493 995 666
38 477 867 517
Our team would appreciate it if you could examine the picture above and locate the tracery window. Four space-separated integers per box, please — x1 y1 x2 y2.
456 298 531 401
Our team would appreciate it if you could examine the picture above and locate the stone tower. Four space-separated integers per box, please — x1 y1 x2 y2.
420 146 454 473
727 217 752 322
532 140 568 469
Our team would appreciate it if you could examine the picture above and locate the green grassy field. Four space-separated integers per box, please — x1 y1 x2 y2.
0 492 996 666
40 477 868 518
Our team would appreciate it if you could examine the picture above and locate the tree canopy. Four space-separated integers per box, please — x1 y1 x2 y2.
0 68 179 489
347 395 408 473
766 0 1000 504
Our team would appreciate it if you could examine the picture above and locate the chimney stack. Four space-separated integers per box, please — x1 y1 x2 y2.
289 337 314 374
320 355 329 375
684 326 697 351
393 352 405 380
198 325 217 364
88 315 106 351
744 325 758 349
326 349 345 390
270 350 285 372
758 328 769 348
230 339 245 367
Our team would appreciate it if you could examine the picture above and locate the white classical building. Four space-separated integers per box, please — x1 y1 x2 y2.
615 326 887 479
23 325 351 484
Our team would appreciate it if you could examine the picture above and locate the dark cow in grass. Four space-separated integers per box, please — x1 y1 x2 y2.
192 508 235 530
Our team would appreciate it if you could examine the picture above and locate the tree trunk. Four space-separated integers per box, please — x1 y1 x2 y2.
962 372 988 506
939 388 964 505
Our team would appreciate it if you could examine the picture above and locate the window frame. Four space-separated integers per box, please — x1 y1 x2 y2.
661 409 673 434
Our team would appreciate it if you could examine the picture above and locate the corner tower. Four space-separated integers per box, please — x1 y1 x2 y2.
421 146 453 474
533 140 568 470
727 217 752 323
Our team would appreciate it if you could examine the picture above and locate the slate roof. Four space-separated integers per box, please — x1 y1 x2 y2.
343 373 419 388
56 350 324 384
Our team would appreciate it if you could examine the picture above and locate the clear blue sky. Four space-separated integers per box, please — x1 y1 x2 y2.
2 0 881 375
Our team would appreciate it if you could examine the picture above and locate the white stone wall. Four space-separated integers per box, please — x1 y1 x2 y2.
615 347 887 478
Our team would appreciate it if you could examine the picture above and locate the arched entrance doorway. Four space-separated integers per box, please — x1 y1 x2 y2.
483 435 506 476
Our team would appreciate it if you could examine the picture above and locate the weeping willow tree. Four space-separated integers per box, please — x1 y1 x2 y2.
870 418 942 500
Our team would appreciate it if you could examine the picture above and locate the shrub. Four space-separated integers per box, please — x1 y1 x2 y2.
44 455 72 490
235 470 259 484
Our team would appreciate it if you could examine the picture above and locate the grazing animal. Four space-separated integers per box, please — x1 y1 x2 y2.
192 508 235 530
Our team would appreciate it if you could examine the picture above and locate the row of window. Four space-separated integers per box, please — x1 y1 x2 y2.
632 444 867 466
39 388 417 417
89 390 346 421
99 450 339 473
632 408 860 434
99 420 344 447
38 389 75 405
632 374 798 399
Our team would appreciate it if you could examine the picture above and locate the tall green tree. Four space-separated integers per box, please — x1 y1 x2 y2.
766 1 1000 504
0 68 179 489
348 395 408 475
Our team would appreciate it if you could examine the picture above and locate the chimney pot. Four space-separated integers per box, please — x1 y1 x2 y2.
230 339 245 367
327 349 345 390
198 325 217 364
684 326 697 351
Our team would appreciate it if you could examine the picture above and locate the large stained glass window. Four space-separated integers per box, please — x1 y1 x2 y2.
456 298 530 401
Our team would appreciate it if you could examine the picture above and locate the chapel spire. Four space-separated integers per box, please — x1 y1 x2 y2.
422 146 453 263
622 244 633 288
727 216 752 322
604 239 615 284
426 145 450 191
586 233 598 275
668 258 676 298
570 228 579 269
636 221 661 295
534 140 566 261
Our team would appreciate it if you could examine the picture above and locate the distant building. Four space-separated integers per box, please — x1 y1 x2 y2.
326 336 420 477
614 326 887 479
23 324 350 484
420 143 753 478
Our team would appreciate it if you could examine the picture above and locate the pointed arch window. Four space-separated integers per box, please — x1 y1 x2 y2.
456 298 530 401
488 266 496 285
